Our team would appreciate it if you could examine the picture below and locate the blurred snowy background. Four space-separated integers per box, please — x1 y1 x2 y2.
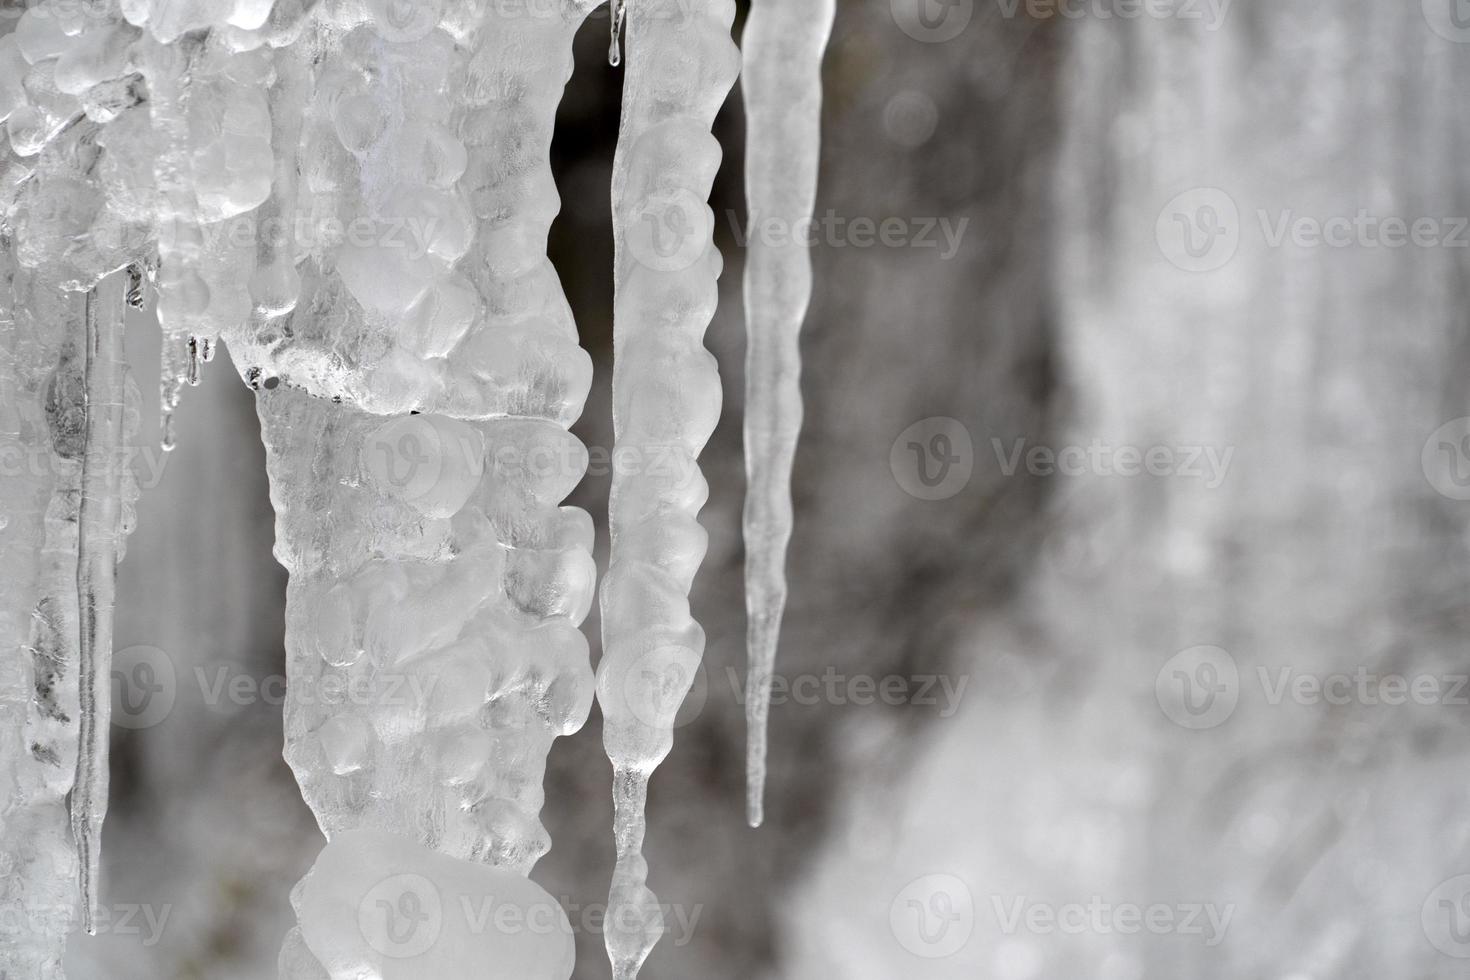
57 0 1470 977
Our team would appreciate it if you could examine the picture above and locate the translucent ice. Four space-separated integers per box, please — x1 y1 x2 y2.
596 0 739 975
739 0 834 828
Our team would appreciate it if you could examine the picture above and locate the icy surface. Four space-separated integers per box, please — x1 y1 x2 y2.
595 0 739 975
738 0 833 829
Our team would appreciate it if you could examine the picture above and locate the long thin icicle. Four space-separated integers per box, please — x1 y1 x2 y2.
596 0 739 976
72 271 128 933
740 0 834 829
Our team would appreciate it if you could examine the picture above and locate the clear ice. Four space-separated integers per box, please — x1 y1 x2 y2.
596 0 738 975
738 0 833 829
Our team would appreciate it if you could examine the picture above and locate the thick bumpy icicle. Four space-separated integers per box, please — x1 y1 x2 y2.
739 0 834 829
595 0 739 975
237 2 602 977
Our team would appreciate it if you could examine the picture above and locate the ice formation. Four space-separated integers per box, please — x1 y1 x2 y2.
738 0 833 828
1 271 139 978
0 0 832 973
594 0 738 974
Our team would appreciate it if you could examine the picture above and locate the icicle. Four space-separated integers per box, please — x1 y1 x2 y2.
141 34 205 448
609 0 628 66
0 275 91 979
739 0 834 829
238 1 602 975
596 0 738 975
71 272 129 934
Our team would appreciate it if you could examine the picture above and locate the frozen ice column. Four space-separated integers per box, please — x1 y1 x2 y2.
739 0 834 828
249 2 600 977
595 0 739 976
